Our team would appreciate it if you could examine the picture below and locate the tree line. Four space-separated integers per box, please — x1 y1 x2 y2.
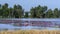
0 3 60 18
30 5 60 18
0 3 24 18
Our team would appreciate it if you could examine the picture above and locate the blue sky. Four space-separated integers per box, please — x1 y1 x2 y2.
0 0 60 11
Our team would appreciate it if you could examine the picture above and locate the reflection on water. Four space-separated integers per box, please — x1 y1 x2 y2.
0 24 60 30
0 18 60 30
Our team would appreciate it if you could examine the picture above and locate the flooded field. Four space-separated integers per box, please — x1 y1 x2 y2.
0 24 60 31
0 18 60 34
0 18 60 30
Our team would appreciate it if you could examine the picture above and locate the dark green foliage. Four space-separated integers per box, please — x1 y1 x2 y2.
0 3 60 18
24 12 29 18
30 5 48 18
0 3 24 18
30 5 60 18
53 8 59 18
45 9 53 18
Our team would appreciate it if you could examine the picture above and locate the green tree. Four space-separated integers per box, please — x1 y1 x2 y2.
30 5 47 18
43 6 47 12
8 7 13 18
45 9 53 18
2 3 8 9
53 8 59 18
2 3 9 18
36 5 43 18
30 7 37 18
13 4 24 18
58 10 60 18
24 12 29 18
0 4 1 8
0 4 2 18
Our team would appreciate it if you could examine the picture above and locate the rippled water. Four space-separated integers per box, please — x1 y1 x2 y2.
0 18 60 30
0 24 60 30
